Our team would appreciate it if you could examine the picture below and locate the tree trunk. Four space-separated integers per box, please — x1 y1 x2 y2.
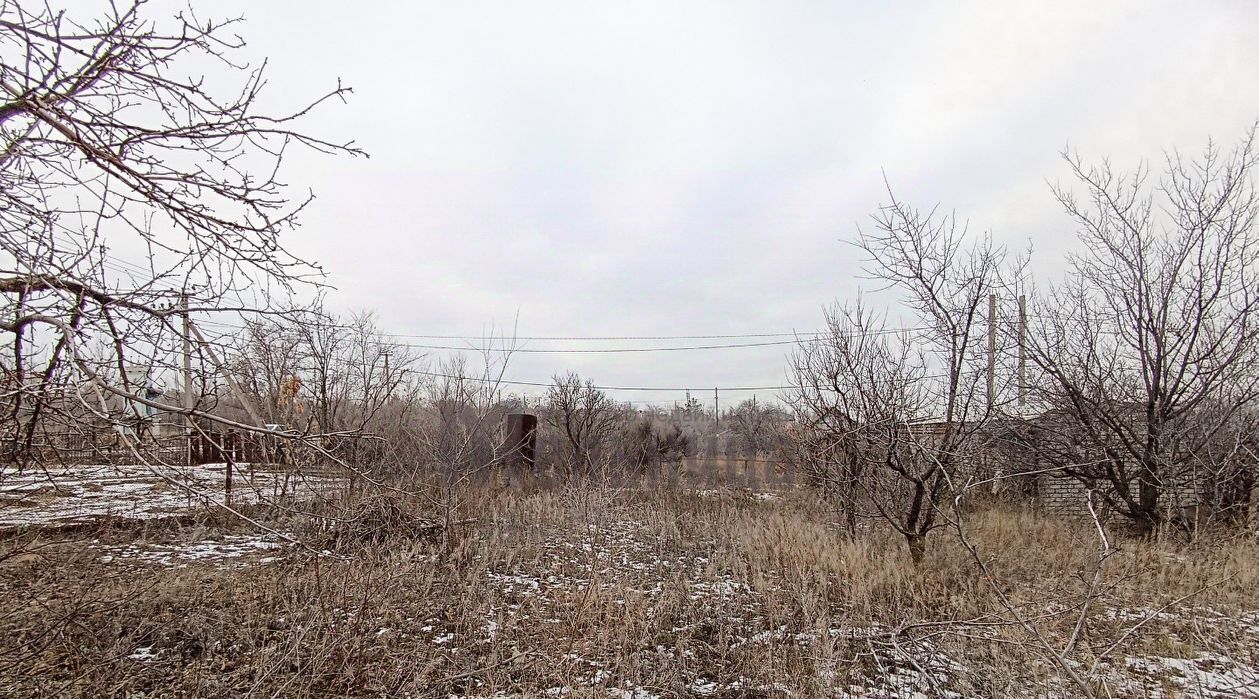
1135 460 1162 536
906 533 926 567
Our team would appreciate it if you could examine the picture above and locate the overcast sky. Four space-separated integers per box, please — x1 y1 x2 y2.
210 0 1259 407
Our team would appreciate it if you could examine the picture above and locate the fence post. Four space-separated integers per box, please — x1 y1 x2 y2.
223 433 233 504
242 433 255 482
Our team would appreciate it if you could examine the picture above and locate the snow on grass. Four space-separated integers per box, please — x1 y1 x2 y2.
95 533 287 567
608 689 662 699
0 462 343 527
687 678 719 695
1 471 771 531
693 487 784 502
1106 606 1178 623
1114 652 1259 698
128 646 158 662
486 571 543 593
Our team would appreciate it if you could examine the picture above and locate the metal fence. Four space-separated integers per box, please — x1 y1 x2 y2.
6 433 188 466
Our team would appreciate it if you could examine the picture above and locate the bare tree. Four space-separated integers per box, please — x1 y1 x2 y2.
0 1 360 467
415 342 517 484
228 304 420 466
232 316 308 428
790 189 1008 562
1025 123 1259 533
299 307 418 458
545 372 620 478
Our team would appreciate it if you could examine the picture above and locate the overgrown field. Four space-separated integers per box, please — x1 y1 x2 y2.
1 486 1256 697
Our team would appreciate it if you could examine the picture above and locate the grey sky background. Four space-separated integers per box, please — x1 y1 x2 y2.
208 0 1259 408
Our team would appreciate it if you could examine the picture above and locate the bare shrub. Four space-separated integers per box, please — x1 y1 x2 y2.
724 396 788 456
309 493 447 550
228 304 421 470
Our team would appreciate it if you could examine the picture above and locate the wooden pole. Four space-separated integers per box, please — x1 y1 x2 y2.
225 454 233 502
1018 294 1027 409
987 293 997 409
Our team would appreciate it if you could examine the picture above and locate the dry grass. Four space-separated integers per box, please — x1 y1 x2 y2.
1 485 1256 697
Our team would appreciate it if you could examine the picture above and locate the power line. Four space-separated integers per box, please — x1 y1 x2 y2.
408 368 955 395
38 221 160 277
407 369 794 393
195 317 933 350
382 338 801 353
354 325 933 353
375 325 931 342
367 331 827 341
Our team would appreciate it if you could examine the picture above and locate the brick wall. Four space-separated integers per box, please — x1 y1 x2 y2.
1038 475 1096 517
1037 471 1206 520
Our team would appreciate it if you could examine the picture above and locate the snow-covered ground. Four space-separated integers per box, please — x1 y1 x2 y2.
1110 652 1259 698
0 462 343 527
94 532 288 568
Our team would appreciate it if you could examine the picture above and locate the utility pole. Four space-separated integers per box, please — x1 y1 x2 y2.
987 293 997 409
714 387 719 431
1018 294 1027 410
